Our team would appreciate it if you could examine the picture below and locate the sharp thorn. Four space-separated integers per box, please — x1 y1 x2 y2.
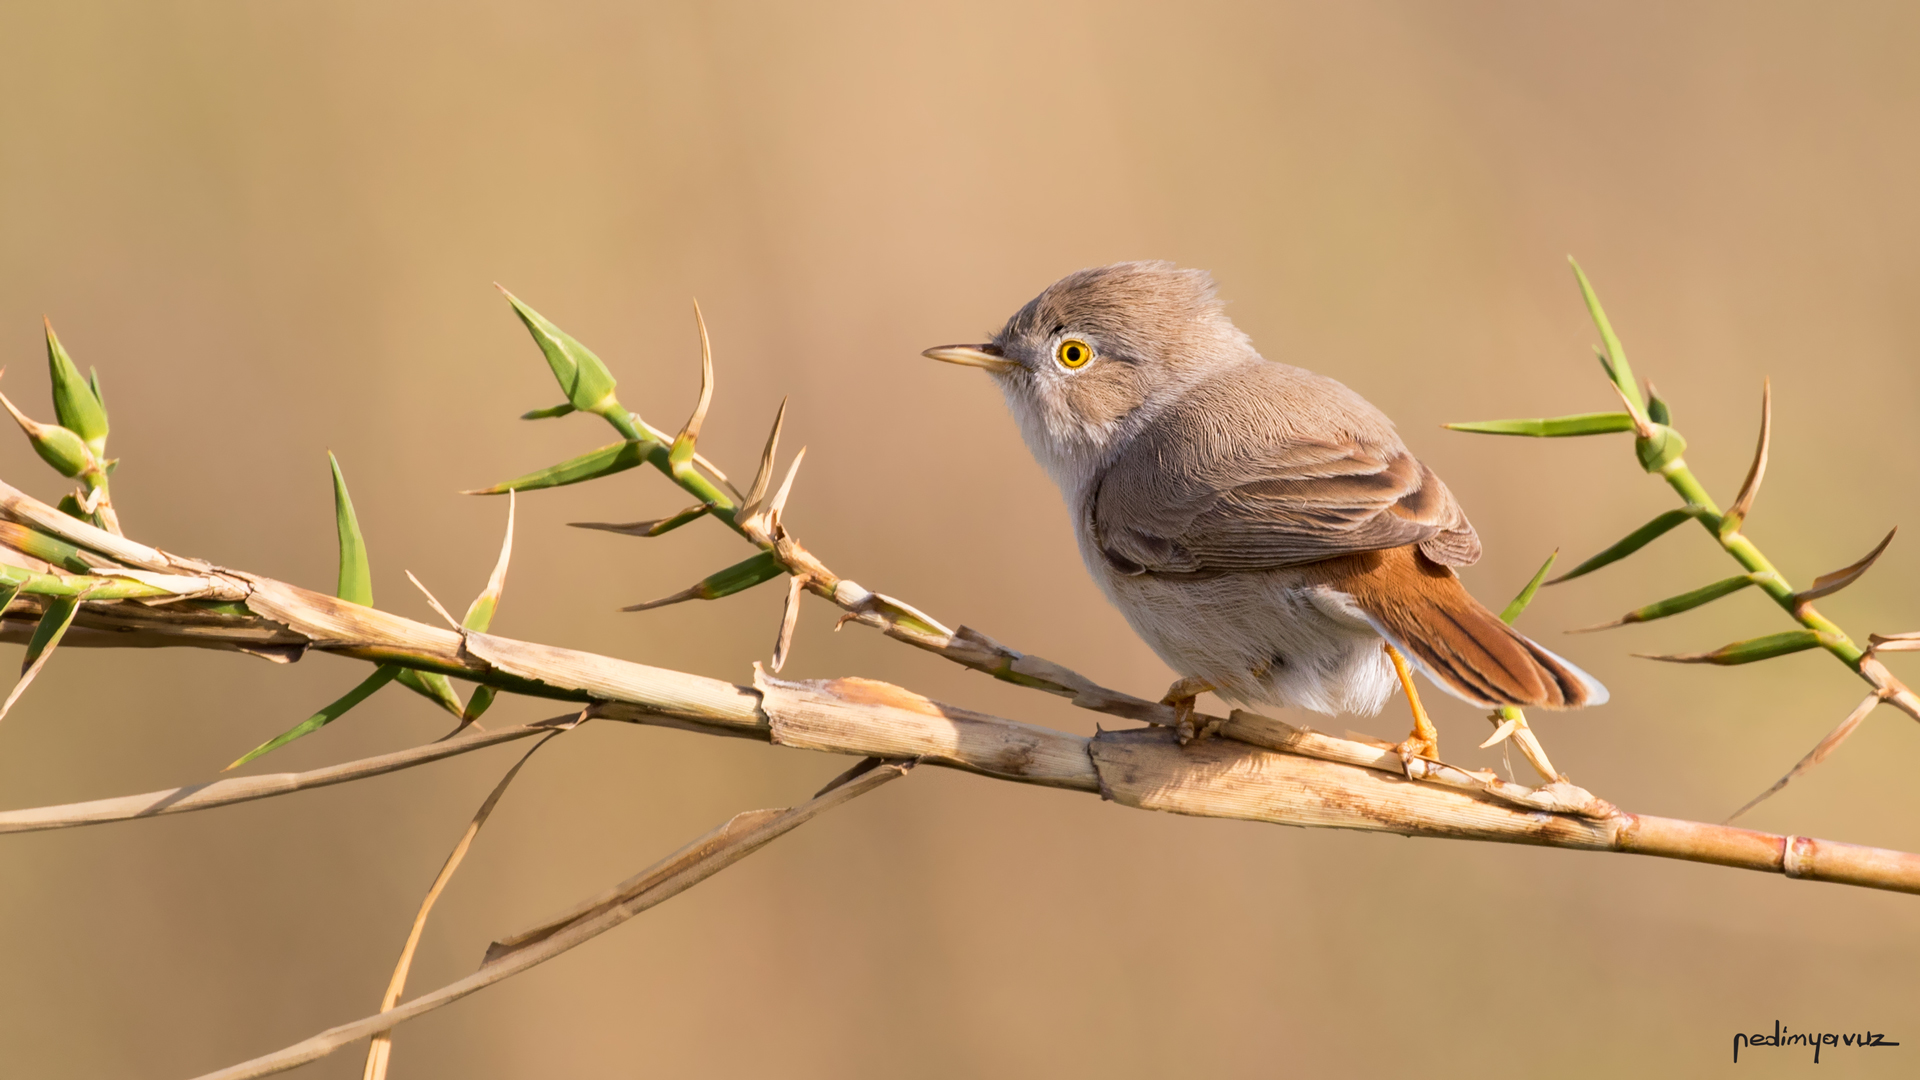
405 570 462 630
672 299 716 461
1724 691 1881 823
772 573 808 673
742 397 789 518
1724 377 1771 533
1605 380 1654 437
620 585 701 613
768 445 808 525
1794 527 1896 608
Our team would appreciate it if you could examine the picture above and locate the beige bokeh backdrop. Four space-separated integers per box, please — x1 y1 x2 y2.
3 2 1919 1076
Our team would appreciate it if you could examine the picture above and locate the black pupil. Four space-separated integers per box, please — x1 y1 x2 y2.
1067 345 1081 361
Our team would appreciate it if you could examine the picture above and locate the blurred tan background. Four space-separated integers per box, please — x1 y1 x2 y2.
2 1 1918 1076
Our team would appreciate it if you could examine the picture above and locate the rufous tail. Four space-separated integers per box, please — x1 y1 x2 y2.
1331 546 1607 710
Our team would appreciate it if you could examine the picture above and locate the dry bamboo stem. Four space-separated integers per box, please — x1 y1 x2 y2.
0 474 1914 890
7 659 1917 895
187 758 914 1080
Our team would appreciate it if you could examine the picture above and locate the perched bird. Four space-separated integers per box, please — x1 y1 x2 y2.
923 262 1605 758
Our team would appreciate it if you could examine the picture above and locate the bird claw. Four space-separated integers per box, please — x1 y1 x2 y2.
1160 677 1220 745
1395 733 1440 775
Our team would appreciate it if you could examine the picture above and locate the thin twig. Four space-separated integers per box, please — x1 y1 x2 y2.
187 758 914 1080
0 716 578 834
363 731 563 1080
1726 692 1883 824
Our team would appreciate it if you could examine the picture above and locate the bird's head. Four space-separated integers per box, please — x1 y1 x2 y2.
922 261 1253 488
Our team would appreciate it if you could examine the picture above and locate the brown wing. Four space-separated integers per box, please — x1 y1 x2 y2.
1089 365 1479 575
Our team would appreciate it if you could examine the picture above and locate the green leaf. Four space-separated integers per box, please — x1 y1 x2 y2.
622 550 786 611
463 439 651 495
462 684 498 725
330 452 373 607
226 665 400 770
499 289 620 415
1568 258 1648 416
1499 550 1558 625
1575 574 1761 632
695 551 785 600
21 595 81 671
0 521 94 574
396 669 465 718
0 590 90 724
44 320 109 456
0 564 175 600
55 494 86 521
1550 507 1703 585
88 367 105 410
0 389 95 478
520 403 577 420
1444 412 1638 437
1639 629 1824 666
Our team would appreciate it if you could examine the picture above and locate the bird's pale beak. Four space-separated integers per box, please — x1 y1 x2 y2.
921 343 1016 374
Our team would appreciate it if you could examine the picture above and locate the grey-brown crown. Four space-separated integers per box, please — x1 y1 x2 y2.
991 261 1246 373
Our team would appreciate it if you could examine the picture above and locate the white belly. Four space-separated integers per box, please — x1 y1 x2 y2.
1083 545 1399 717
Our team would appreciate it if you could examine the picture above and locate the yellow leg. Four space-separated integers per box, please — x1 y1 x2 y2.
1160 675 1218 746
1383 643 1439 761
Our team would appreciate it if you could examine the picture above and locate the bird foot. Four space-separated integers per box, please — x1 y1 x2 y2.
1395 732 1441 769
1383 643 1440 767
1160 676 1222 745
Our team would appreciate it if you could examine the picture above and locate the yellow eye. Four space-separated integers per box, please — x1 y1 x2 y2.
1056 338 1093 369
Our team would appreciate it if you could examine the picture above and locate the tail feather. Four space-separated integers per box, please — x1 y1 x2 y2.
1330 547 1607 710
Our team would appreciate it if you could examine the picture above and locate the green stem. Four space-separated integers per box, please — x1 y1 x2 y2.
1656 457 1864 668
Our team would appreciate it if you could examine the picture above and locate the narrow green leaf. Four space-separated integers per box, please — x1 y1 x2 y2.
1550 507 1703 585
696 550 784 600
0 521 94 573
462 440 651 495
568 504 709 539
622 550 785 611
0 389 94 478
226 665 400 770
396 669 465 718
21 595 81 673
0 564 174 600
1568 258 1648 415
329 452 374 607
1499 550 1558 625
55 494 86 521
1444 412 1638 438
1638 629 1823 666
44 320 108 455
498 289 620 415
520 403 576 420
462 684 498 725
88 367 105 410
1573 574 1760 632
0 591 90 724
